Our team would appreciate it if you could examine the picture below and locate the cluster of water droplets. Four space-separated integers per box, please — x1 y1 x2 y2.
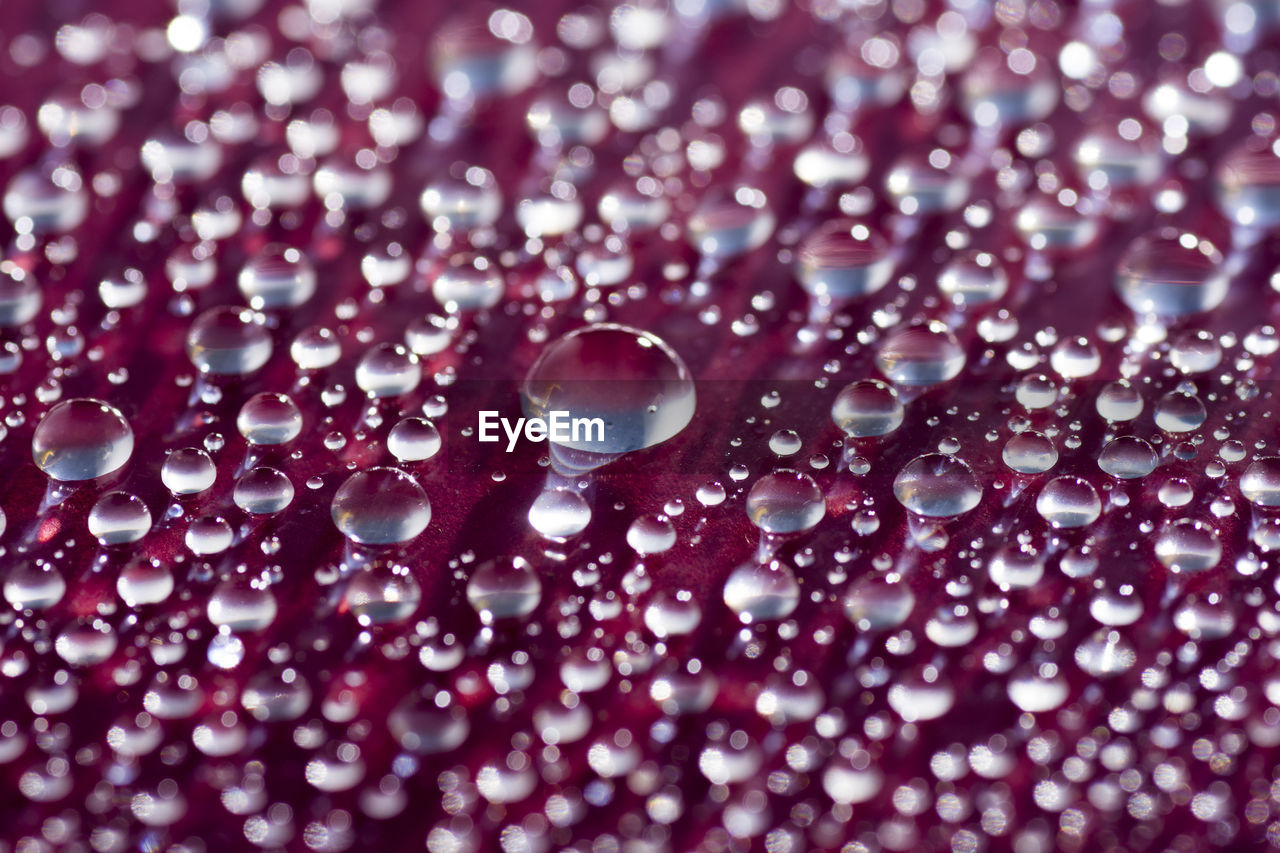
1 0 1280 851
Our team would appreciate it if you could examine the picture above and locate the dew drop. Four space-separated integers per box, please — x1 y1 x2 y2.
31 398 134 481
893 454 982 517
745 470 825 534
331 468 431 545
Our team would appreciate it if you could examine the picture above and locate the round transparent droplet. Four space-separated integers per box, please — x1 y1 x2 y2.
420 171 501 231
686 191 775 260
831 379 903 438
1154 519 1221 573
1215 138 1280 229
745 470 826 534
1240 457 1280 507
795 219 892 301
937 250 1007 307
162 447 216 495
291 326 341 369
331 468 431 545
1098 436 1158 480
233 467 295 514
1002 431 1057 474
522 324 695 454
433 254 504 311
1095 380 1143 422
466 557 541 620
32 398 134 481
626 515 676 554
388 418 442 462
356 343 421 397
88 491 151 544
527 488 591 539
1035 476 1101 528
1115 232 1227 317
0 270 42 327
1154 391 1206 433
236 392 302 445
186 307 273 376
1169 330 1222 374
238 245 316 309
723 561 799 623
876 323 965 386
893 453 983 517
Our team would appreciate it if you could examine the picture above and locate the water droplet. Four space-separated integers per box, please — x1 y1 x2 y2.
31 399 134 481
1097 436 1158 479
522 324 695 454
420 169 501 231
1115 232 1227 317
722 560 799 622
466 557 541 619
1215 137 1280 228
355 343 421 397
186 307 273 376
893 454 982 517
237 393 302 445
233 467 295 514
831 379 903 438
686 190 775 259
162 448 216 495
0 269 42 327
938 250 1007 307
1154 519 1221 573
1095 379 1143 422
1002 431 1057 474
527 488 591 538
1242 457 1280 507
238 245 316 309
331 468 431 545
88 491 151 544
1154 390 1206 433
116 559 173 607
1035 476 1101 528
876 322 966 386
387 417 441 462
795 219 892 301
432 253 504 312
745 470 825 533
626 516 676 554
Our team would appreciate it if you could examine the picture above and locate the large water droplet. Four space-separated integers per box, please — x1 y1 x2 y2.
1097 436 1158 479
1115 232 1227 317
1035 476 1101 528
686 190 775 260
522 324 695 454
32 399 134 481
722 561 800 622
162 447 216 495
238 245 316 309
88 491 151 544
527 489 591 539
1154 519 1221 573
745 470 825 533
876 322 965 386
186 307 273 376
466 557 541 620
237 392 302 445
831 379 903 438
795 219 892 301
331 468 431 545
1215 137 1280 228
1241 457 1280 507
893 454 982 517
